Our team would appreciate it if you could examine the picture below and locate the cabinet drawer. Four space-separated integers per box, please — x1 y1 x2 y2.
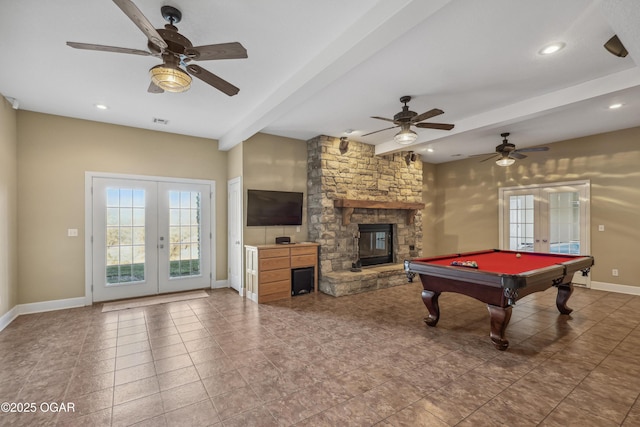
258 280 290 303
260 248 290 258
291 254 316 267
291 246 317 256
260 256 290 271
260 268 290 283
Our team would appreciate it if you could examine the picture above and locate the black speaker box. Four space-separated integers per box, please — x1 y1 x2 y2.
292 267 314 296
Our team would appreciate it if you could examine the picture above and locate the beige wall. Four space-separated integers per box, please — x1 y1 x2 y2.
421 160 437 257
8 107 640 309
17 112 228 304
242 133 308 245
431 126 640 287
0 97 18 317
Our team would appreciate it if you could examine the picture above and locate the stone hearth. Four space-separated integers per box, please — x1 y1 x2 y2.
307 135 423 296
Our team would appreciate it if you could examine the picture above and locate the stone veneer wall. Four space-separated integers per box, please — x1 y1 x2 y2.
307 135 423 294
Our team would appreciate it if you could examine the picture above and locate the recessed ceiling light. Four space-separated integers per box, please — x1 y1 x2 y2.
94 104 108 110
426 148 434 153
608 103 623 109
344 129 354 135
538 42 565 55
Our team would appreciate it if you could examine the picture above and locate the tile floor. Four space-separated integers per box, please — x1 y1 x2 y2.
1 282 640 426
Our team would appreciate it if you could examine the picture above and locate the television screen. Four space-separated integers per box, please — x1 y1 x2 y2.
247 189 304 226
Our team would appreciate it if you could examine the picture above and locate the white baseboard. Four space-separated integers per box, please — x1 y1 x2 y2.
213 280 229 289
18 296 87 315
590 281 640 296
0 305 20 332
0 296 87 332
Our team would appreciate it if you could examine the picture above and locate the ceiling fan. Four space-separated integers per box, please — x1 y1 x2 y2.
67 0 247 95
363 96 454 145
480 133 549 166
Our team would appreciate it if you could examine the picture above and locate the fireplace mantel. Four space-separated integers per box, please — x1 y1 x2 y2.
333 198 425 225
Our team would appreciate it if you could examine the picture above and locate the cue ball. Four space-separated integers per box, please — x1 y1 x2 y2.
516 253 521 258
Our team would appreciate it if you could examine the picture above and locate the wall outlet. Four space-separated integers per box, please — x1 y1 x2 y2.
67 228 78 237
598 225 605 231
612 269 619 277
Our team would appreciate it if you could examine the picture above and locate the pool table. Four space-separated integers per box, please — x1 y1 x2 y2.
405 249 594 350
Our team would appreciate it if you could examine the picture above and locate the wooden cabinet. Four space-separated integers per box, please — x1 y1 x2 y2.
245 243 319 303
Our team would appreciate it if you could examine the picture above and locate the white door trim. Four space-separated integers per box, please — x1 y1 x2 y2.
85 171 216 304
227 176 244 296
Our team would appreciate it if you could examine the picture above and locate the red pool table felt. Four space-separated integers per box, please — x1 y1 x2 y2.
424 250 578 275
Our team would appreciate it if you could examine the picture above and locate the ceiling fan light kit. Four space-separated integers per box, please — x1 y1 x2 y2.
149 64 191 92
394 126 418 145
496 156 516 167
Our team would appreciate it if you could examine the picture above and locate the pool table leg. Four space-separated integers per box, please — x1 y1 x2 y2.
421 290 441 326
556 283 574 314
487 305 512 351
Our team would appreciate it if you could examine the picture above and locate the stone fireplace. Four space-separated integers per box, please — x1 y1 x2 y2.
307 135 424 296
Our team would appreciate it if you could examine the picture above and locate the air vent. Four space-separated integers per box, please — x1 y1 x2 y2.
153 117 169 125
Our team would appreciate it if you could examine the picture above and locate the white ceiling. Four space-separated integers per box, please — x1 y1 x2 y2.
2 0 639 163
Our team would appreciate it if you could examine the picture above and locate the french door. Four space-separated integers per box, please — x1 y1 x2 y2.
499 181 590 285
90 175 213 302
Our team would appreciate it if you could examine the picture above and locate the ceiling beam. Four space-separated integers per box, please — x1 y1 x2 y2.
217 0 453 151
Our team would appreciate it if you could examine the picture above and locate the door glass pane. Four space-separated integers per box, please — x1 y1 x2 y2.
549 191 580 254
508 195 534 252
105 187 145 284
168 191 202 278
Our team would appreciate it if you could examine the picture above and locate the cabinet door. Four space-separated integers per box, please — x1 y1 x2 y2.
245 246 258 301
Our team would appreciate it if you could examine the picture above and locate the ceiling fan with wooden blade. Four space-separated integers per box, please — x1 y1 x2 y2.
66 0 247 95
480 133 549 164
362 96 454 138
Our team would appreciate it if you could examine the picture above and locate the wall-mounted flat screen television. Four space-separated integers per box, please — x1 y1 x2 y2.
247 189 304 226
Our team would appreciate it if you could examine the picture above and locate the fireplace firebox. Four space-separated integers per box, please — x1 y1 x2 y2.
358 224 393 266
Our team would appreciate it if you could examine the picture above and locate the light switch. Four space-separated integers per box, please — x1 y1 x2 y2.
68 228 78 237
